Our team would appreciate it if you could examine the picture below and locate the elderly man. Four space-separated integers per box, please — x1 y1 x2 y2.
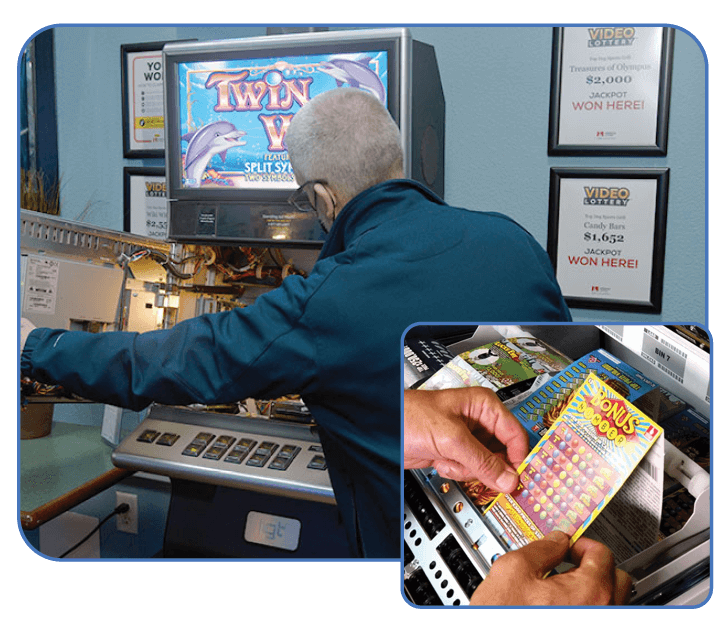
20 88 570 559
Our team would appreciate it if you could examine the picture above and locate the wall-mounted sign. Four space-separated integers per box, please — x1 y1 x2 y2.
547 168 669 313
121 42 171 158
123 167 168 239
548 27 674 155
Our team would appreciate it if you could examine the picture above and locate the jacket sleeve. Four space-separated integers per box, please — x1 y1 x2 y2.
20 274 321 411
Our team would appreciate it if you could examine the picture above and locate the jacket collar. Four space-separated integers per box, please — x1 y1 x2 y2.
318 179 445 259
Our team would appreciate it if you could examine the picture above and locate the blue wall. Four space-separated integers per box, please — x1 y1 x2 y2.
48 24 707 323
412 26 706 324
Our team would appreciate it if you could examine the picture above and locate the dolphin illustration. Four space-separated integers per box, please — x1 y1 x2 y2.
182 121 247 187
318 57 385 102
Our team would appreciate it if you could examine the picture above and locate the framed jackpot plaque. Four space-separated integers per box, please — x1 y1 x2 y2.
548 27 674 156
547 168 669 313
121 40 194 158
121 42 168 158
123 167 168 239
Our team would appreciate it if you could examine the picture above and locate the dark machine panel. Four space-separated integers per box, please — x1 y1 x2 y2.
112 405 334 503
113 405 349 558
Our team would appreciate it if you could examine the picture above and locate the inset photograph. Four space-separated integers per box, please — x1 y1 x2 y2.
403 324 710 607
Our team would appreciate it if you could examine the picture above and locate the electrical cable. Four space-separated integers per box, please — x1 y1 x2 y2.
58 503 130 559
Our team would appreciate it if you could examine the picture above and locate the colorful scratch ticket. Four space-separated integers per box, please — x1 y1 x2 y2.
484 372 663 550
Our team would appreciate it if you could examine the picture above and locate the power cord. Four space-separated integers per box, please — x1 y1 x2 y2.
58 503 130 559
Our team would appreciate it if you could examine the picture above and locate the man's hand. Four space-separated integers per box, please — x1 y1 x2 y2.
470 531 633 606
403 387 529 493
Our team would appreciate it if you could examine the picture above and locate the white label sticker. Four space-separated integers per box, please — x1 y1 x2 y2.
24 258 60 314
641 328 687 383
244 511 301 551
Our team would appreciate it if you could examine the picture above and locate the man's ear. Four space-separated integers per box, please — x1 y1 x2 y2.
313 183 336 221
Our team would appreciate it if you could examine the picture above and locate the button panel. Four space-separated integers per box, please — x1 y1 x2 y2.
136 429 325 475
114 415 334 504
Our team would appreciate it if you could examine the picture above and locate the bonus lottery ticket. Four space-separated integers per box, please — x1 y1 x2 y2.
485 372 663 550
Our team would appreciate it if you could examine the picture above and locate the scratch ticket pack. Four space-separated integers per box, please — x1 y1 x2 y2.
420 338 570 403
403 336 456 389
457 339 566 390
511 349 660 447
484 373 663 550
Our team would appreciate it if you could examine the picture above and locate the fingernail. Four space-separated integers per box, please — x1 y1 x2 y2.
545 530 569 544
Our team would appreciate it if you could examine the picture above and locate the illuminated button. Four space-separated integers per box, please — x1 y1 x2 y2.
224 452 246 464
214 435 236 448
237 438 257 449
182 443 205 457
248 443 277 467
183 432 215 455
156 433 180 447
246 453 270 467
203 445 228 460
203 436 234 460
254 441 279 457
279 444 298 456
269 457 292 471
224 442 256 464
307 455 327 471
192 432 215 446
269 445 301 470
137 429 161 443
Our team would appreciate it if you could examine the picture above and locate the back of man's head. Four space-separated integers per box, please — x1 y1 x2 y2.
286 88 404 205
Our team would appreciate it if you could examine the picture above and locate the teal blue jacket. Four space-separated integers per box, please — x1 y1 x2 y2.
21 179 571 558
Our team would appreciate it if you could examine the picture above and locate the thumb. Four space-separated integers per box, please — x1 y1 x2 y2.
441 426 519 492
514 531 570 576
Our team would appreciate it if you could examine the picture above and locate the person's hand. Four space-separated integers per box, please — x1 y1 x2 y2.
20 318 36 353
403 387 529 493
470 531 633 606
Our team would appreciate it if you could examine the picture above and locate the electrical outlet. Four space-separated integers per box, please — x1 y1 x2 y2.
116 491 138 534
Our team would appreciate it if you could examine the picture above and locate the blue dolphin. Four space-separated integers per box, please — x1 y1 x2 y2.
183 121 246 187
318 57 386 102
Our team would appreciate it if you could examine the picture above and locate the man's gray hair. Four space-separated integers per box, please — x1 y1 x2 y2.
286 88 404 202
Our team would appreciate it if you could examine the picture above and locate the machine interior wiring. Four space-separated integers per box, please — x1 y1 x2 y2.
123 246 306 286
